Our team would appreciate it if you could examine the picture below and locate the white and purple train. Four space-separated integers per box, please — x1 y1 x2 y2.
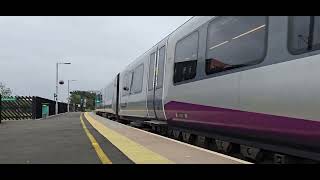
96 16 320 163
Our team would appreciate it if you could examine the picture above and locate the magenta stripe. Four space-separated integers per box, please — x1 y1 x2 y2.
164 101 320 143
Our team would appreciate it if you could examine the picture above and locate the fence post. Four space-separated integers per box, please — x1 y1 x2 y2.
32 96 37 119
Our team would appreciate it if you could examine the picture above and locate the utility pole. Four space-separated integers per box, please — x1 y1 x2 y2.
55 62 71 115
55 62 58 115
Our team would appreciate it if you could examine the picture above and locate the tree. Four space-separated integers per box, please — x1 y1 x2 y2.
70 94 81 105
70 90 96 111
0 82 12 97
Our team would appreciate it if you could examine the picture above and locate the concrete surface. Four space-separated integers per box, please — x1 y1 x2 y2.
0 112 132 164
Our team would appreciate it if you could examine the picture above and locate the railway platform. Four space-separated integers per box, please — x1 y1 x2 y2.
0 112 250 164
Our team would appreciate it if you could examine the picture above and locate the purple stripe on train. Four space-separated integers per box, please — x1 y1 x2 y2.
164 101 320 144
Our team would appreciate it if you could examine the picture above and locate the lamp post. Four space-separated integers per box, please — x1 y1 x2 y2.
68 80 77 112
56 62 71 115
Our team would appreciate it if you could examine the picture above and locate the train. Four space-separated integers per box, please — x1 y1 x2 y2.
95 16 320 163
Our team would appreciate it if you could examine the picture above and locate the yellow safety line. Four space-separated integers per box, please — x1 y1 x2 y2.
84 112 174 164
80 113 112 164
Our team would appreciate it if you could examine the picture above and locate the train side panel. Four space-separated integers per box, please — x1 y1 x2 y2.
164 16 320 153
118 55 149 119
126 56 148 118
99 82 115 114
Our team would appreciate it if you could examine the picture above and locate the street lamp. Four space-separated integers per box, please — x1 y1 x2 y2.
56 62 71 115
68 80 77 112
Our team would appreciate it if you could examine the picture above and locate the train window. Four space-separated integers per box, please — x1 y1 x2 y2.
174 31 199 83
128 71 133 94
206 16 267 75
174 60 197 83
131 64 144 94
156 46 165 88
107 85 113 100
288 16 320 54
148 52 156 91
106 88 110 100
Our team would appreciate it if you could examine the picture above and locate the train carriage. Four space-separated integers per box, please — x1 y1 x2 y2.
97 16 320 163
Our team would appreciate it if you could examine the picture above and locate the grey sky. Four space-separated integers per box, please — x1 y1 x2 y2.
0 16 191 102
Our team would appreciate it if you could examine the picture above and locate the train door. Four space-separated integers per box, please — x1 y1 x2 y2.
120 72 133 112
115 74 120 116
147 49 157 119
154 43 166 120
112 74 119 115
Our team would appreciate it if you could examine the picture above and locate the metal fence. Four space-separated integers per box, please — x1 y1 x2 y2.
1 96 33 120
0 95 72 121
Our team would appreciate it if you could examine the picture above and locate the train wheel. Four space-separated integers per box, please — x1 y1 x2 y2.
215 140 236 154
181 132 195 144
167 128 173 138
159 126 168 136
172 129 182 140
240 145 264 162
194 135 209 148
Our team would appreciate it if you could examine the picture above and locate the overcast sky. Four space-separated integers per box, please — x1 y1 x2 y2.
0 16 191 102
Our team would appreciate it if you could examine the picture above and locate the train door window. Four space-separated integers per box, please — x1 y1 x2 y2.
107 84 113 100
122 73 128 96
288 16 320 54
106 87 110 101
206 16 267 75
128 71 133 94
156 46 165 88
131 64 144 94
148 52 156 91
174 31 199 84
104 88 107 104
